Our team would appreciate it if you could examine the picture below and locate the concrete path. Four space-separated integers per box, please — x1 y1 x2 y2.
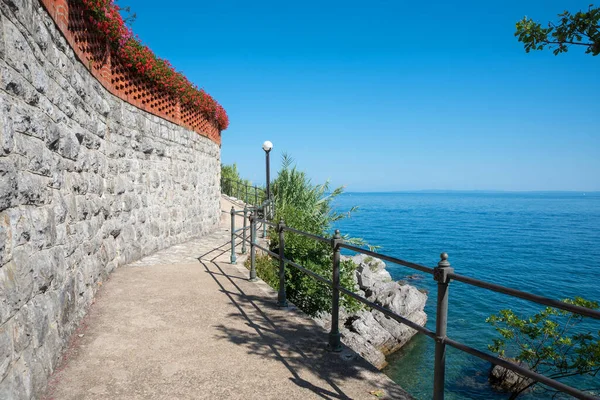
42 200 411 400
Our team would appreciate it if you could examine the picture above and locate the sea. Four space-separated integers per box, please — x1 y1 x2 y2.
332 192 600 399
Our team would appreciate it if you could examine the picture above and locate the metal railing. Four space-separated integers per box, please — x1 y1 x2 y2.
227 209 600 400
221 177 266 207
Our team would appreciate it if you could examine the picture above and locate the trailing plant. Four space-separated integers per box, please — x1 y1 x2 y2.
486 297 600 399
78 0 228 130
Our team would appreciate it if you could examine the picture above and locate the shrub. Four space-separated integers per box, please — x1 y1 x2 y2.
221 164 263 204
487 297 600 398
221 163 246 185
266 154 364 316
245 254 279 288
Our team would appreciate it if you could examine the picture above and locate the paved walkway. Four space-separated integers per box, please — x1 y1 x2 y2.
42 200 411 400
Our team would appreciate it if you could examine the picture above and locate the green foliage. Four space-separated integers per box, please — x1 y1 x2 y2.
221 163 246 185
245 254 279 288
221 164 263 204
271 154 357 235
244 254 360 317
515 5 600 56
487 297 600 397
268 154 365 316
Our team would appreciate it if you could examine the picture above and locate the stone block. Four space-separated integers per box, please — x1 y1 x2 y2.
55 123 80 161
0 96 15 155
27 206 55 249
75 129 101 150
11 244 34 298
21 346 48 397
3 17 33 82
16 171 50 206
29 249 56 294
0 10 4 60
11 306 32 353
15 134 54 177
0 158 18 211
31 62 48 95
51 191 67 224
58 277 76 328
0 212 11 266
0 320 13 381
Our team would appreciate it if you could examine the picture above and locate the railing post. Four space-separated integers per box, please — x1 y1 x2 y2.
433 252 453 400
242 205 248 254
328 229 343 352
262 200 267 238
230 206 237 264
277 219 288 307
254 187 258 207
249 212 257 281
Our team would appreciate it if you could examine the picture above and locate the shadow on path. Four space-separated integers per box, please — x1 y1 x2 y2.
197 240 411 400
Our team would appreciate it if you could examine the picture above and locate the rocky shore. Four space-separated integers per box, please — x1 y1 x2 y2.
315 254 428 369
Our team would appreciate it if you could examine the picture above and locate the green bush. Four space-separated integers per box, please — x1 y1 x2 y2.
266 154 364 316
245 254 279 288
221 163 263 204
221 163 246 184
238 154 367 316
487 297 600 398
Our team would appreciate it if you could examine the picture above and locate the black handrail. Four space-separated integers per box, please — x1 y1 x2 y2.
448 272 600 320
340 242 435 275
283 225 331 244
221 177 266 206
236 213 600 400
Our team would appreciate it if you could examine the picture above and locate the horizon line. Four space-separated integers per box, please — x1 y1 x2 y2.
340 189 600 194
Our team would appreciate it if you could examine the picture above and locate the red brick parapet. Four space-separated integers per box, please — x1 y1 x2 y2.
39 0 222 145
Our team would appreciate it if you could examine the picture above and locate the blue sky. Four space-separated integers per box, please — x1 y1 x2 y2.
124 0 599 191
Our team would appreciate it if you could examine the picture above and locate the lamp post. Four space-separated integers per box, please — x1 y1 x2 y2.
262 141 273 201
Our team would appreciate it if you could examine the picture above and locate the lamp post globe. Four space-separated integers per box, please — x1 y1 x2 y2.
262 141 273 153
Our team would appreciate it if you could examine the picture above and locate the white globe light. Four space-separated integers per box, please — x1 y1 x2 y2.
262 141 273 152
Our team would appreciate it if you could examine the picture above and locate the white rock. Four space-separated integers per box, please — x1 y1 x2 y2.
353 254 392 290
349 311 396 352
373 282 427 317
318 255 429 370
490 361 533 393
341 330 388 370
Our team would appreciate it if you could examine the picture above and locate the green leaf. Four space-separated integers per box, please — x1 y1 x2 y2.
487 297 600 396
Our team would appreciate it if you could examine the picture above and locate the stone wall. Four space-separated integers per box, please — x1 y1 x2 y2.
0 1 221 398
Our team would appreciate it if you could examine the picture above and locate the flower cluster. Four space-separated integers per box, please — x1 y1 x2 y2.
80 0 229 130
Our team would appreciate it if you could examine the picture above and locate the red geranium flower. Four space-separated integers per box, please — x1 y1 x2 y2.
79 0 229 131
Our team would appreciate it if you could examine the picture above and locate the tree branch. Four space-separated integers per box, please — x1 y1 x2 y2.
543 40 593 47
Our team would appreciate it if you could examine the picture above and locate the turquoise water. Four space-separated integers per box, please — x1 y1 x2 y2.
333 192 600 399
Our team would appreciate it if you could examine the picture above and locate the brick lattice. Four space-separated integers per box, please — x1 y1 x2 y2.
38 0 222 145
